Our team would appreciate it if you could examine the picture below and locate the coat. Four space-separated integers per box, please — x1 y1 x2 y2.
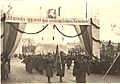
66 55 73 68
22 56 34 72
45 55 54 77
56 54 66 77
73 54 90 83
34 55 44 71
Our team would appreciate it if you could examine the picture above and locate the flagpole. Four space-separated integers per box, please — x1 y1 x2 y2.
58 6 61 17
40 7 42 17
40 7 44 29
58 6 64 43
103 54 120 79
86 1 87 19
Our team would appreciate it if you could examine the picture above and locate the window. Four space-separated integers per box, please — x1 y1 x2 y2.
53 36 54 40
62 37 64 41
53 26 55 29
62 26 64 30
42 37 44 40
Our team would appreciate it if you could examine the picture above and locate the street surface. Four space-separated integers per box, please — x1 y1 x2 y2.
1 58 120 84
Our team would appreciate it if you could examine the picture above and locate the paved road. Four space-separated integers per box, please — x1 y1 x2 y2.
2 58 120 84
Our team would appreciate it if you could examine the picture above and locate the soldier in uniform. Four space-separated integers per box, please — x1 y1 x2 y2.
44 53 54 83
73 52 90 83
21 55 34 73
73 52 78 76
18 54 23 60
106 40 114 57
66 53 73 69
1 58 9 80
56 51 66 82
34 54 44 74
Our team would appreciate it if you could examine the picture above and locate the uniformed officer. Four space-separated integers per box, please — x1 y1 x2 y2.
73 52 90 83
66 53 73 69
56 51 66 82
34 54 44 74
21 55 34 73
44 53 54 83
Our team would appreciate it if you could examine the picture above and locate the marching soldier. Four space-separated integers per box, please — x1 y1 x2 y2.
106 40 114 57
73 52 90 83
44 53 54 83
56 51 66 82
21 55 34 73
34 54 44 74
1 58 9 80
66 53 73 69
73 52 77 76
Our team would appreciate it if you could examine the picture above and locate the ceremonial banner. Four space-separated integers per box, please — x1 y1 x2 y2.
2 22 26 59
5 14 90 25
74 25 93 57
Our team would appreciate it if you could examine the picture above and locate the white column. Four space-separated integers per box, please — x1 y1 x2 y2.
92 12 100 58
0 12 4 60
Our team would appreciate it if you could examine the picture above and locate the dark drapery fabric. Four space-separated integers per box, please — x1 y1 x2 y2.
80 25 93 57
3 22 19 60
9 23 26 57
1 22 26 80
2 22 26 60
74 25 93 57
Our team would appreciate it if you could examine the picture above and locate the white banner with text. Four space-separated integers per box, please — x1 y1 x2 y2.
5 14 91 25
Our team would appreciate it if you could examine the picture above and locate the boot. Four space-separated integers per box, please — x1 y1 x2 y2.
60 76 63 83
48 77 51 83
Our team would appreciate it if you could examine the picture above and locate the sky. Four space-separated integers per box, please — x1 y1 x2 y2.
0 0 120 43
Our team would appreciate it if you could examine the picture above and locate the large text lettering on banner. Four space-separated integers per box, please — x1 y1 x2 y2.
5 14 90 25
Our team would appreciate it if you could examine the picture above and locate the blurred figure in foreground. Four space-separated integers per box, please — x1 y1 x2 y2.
44 53 54 83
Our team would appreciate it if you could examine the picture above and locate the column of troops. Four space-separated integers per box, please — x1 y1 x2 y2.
20 43 120 83
11 40 120 83
21 51 90 83
91 41 120 74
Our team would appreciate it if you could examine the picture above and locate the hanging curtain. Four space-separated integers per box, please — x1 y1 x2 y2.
74 25 93 57
9 23 26 57
3 22 19 60
1 21 26 79
3 22 11 53
74 25 85 51
2 22 26 59
80 25 93 57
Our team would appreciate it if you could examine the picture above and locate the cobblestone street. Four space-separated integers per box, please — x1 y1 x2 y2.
2 58 120 84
